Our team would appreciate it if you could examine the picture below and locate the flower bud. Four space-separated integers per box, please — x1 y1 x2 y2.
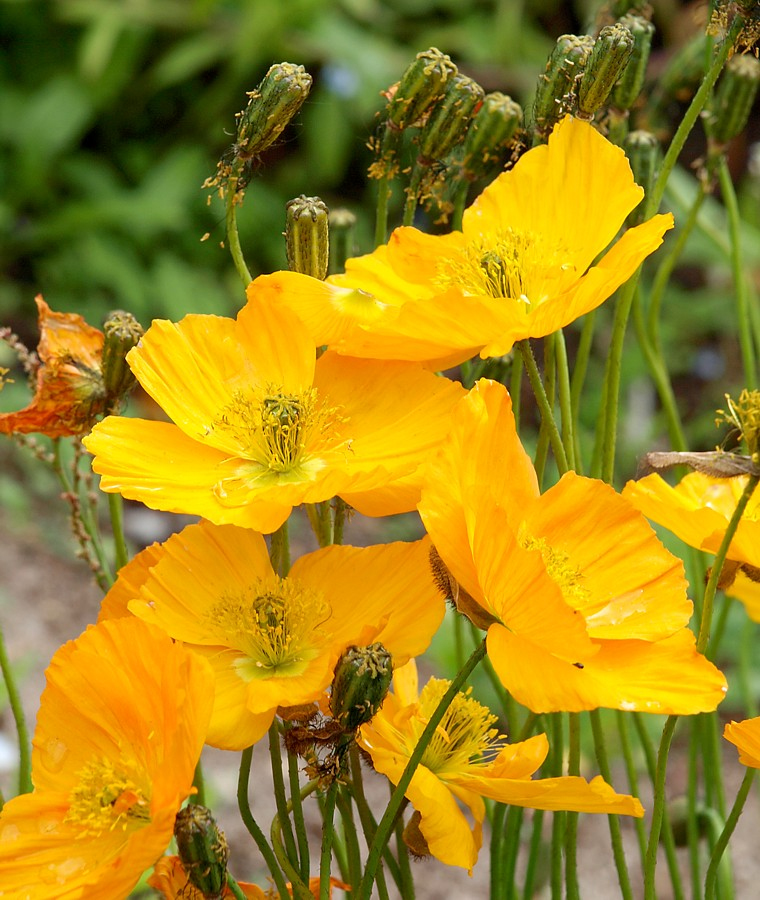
174 805 229 899
101 310 143 411
330 644 393 732
417 74 485 164
328 208 357 273
706 53 760 147
461 92 523 179
577 24 635 119
285 195 329 280
623 130 660 225
533 34 595 134
235 63 312 160
385 48 458 130
611 14 655 110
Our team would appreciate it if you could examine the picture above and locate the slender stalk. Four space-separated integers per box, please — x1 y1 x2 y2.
237 746 290 899
705 769 756 900
107 493 129 572
375 172 392 247
0 622 31 795
564 713 581 900
333 498 347 545
336 789 363 895
554 329 576 471
522 809 545 900
319 780 340 900
286 728 310 881
549 714 564 900
355 640 487 900
393 799 416 900
615 711 647 870
501 805 524 900
269 723 299 866
226 875 250 900
644 715 679 900
225 169 253 287
490 801 508 900
517 339 568 475
191 759 206 807
510 350 523 429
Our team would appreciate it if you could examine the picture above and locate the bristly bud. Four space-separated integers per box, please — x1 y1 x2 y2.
417 73 485 164
385 48 458 131
285 195 329 280
235 63 312 160
174 805 229 899
330 644 393 733
101 310 143 413
461 92 523 180
429 544 500 631
623 130 660 225
611 14 655 110
577 24 635 120
532 34 595 136
705 53 760 149
402 810 432 860
328 208 357 274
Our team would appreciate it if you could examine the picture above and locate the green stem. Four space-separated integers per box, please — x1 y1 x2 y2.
336 789 363 895
615 711 648 871
0 622 31 795
226 875 250 900
701 476 759 654
717 155 756 388
191 759 206 807
644 715 679 900
355 640 488 900
554 329 576 471
549 714 564 900
510 350 523 429
225 169 253 287
286 727 310 882
517 339 568 475
319 780 339 900
237 746 291 899
522 809 545 900
268 724 299 868
705 768 755 900
107 492 129 572
564 713 581 900
333 498 347 545
490 801 507 900
393 799 415 900
269 519 291 577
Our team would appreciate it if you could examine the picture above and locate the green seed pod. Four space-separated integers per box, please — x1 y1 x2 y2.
532 34 595 133
611 14 655 110
101 310 143 412
328 208 357 274
174 805 229 900
417 74 485 163
285 195 329 280
623 130 660 225
330 643 393 733
577 23 635 119
385 47 458 130
706 53 760 146
235 63 312 160
461 92 523 178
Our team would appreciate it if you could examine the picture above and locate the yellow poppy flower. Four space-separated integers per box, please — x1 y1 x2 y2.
250 116 673 366
0 296 106 437
418 379 727 714
102 519 445 750
0 617 213 899
83 299 463 532
358 660 643 872
724 717 760 768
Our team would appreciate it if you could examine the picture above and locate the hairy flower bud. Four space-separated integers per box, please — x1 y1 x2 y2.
706 53 760 147
285 195 329 280
533 34 595 134
461 92 523 179
174 805 229 899
624 130 660 225
101 310 143 412
385 47 458 130
417 74 485 163
577 24 635 119
611 14 655 110
330 644 393 732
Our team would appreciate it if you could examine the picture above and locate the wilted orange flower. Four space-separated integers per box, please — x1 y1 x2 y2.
84 299 464 533
0 617 213 899
250 116 673 367
100 519 445 750
149 855 349 898
0 295 106 437
358 661 643 872
418 379 727 714
724 717 760 768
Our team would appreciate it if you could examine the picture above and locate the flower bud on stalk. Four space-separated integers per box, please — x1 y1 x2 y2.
330 643 393 733
285 195 329 280
416 74 485 164
706 53 760 152
174 805 229 900
385 47 458 131
101 310 143 413
532 34 595 138
461 92 523 180
611 14 655 110
577 23 635 120
624 130 661 226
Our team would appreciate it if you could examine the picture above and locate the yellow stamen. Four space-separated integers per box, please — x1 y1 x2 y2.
65 758 150 837
519 525 590 611
206 575 330 679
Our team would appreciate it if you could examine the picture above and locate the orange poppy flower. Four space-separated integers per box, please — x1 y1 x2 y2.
0 295 106 437
250 116 673 366
724 717 760 768
84 299 464 533
100 519 445 750
358 660 643 872
0 617 213 898
418 379 727 715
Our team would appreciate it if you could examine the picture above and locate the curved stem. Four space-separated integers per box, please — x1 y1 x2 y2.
355 640 488 900
319 780 339 900
268 723 298 866
705 768 755 900
225 170 253 287
554 329 576 471
644 715 679 900
517 339 568 475
0 622 31 795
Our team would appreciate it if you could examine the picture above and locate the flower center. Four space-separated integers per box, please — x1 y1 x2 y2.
206 575 330 679
434 228 574 306
518 526 590 611
65 758 151 837
415 679 501 775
